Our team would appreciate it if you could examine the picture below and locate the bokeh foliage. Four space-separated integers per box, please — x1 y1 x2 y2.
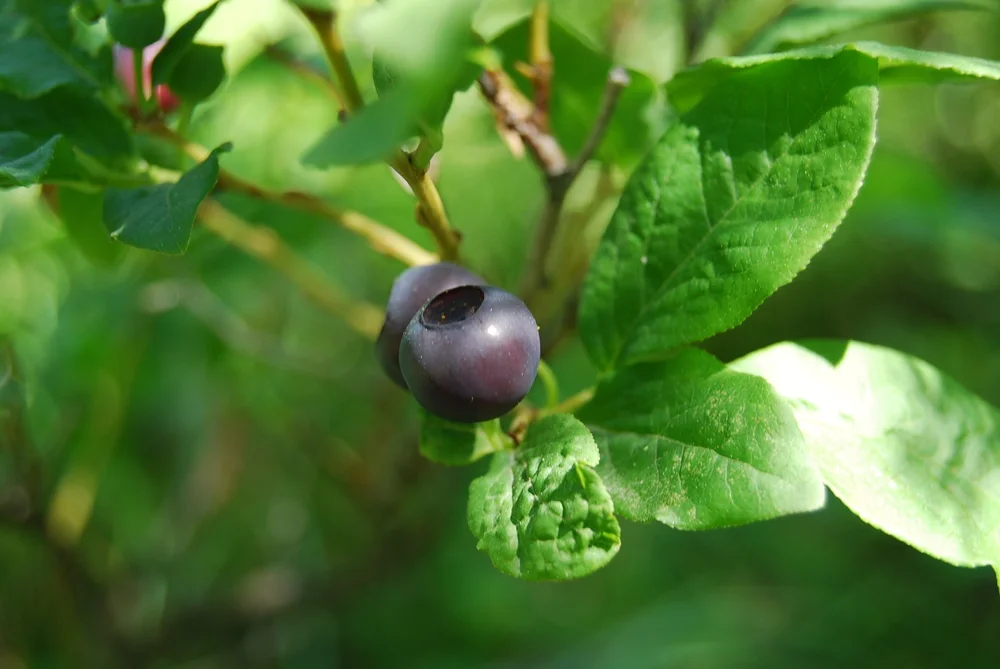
2 0 1000 667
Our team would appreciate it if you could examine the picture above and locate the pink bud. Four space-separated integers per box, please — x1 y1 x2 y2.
113 40 181 114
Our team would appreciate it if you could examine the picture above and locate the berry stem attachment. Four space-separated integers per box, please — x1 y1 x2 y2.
197 199 385 340
535 359 559 410
546 386 594 416
391 152 462 262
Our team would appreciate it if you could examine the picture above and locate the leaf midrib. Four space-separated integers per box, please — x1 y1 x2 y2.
588 423 790 483
611 62 851 367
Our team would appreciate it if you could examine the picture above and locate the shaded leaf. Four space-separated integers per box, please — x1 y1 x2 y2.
103 143 230 254
733 341 1000 579
0 133 75 188
106 0 165 50
166 42 225 103
578 348 825 529
151 0 221 85
419 412 512 466
579 49 877 371
0 0 105 97
746 1 991 55
670 41 1000 113
467 414 620 580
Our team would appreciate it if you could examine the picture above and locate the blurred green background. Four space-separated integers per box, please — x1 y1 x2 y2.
2 0 1000 667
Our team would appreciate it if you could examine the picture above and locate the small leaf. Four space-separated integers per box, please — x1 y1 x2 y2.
0 132 75 187
670 42 1000 114
303 87 419 167
151 0 222 85
745 1 990 55
467 414 620 580
578 348 825 530
304 0 481 168
579 49 878 371
106 0 165 50
0 0 105 97
103 143 230 254
166 43 225 103
732 341 1000 577
420 412 512 466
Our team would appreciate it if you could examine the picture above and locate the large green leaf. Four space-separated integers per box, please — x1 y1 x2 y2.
103 143 230 254
419 412 511 466
0 0 105 97
732 341 1000 584
467 414 620 580
745 1 990 55
670 41 1000 113
578 49 877 372
578 348 825 530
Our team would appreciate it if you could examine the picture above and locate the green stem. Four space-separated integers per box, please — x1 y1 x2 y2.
299 7 364 113
132 47 150 113
176 101 194 139
536 359 559 410
543 386 594 417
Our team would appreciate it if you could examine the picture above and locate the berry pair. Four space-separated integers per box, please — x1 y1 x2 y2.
375 263 541 424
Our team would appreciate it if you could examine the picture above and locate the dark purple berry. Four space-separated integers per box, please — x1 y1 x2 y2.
375 262 485 388
399 285 541 423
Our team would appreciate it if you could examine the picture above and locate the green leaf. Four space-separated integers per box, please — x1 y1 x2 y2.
51 186 124 267
578 348 825 530
150 0 221 86
670 42 1000 114
372 49 480 141
303 88 418 167
420 412 512 466
0 132 76 187
490 19 667 169
578 49 877 372
0 0 106 97
732 341 1000 577
106 0 165 50
165 43 225 103
0 88 134 167
103 143 230 254
746 1 991 55
303 0 482 168
467 414 620 580
1 131 144 190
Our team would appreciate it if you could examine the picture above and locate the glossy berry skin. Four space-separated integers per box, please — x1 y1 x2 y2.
399 285 541 423
375 262 484 388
